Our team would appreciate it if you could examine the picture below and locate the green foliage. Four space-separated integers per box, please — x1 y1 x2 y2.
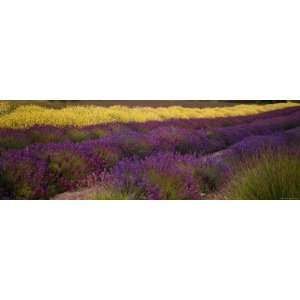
92 187 137 200
226 151 300 200
0 136 28 150
67 129 90 142
147 169 181 199
195 166 220 194
45 149 92 196
89 128 109 139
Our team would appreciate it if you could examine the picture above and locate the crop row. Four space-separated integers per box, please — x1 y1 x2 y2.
0 106 300 152
1 109 300 199
91 126 300 200
0 102 12 115
0 101 298 128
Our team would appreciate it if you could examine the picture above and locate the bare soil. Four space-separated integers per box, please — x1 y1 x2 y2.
52 188 96 200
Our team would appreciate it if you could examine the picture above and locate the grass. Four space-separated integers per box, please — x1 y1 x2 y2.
226 150 300 200
92 189 136 200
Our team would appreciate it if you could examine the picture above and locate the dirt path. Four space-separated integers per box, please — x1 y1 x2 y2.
52 187 99 200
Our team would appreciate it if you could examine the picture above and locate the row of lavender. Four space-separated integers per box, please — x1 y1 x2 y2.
0 106 299 152
95 126 300 199
1 108 300 199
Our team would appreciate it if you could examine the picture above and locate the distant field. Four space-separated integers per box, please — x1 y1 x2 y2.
2 100 286 108
0 101 296 128
67 100 237 107
3 100 237 109
0 100 299 200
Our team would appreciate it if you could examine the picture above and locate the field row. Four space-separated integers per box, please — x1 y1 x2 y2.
1 107 300 199
89 127 300 200
0 101 298 128
1 106 299 152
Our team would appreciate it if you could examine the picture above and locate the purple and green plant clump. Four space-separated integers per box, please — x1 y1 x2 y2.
0 105 300 200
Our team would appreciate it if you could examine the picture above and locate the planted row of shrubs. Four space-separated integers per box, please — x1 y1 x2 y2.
1 113 300 199
0 101 297 128
89 128 300 200
0 106 299 152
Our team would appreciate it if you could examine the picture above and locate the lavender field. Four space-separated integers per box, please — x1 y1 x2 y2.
0 101 300 200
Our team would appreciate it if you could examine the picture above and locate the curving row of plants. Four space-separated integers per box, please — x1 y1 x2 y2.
1 109 300 199
0 101 298 128
0 106 299 152
91 127 300 200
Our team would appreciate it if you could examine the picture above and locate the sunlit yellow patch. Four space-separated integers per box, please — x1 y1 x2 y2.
0 101 298 128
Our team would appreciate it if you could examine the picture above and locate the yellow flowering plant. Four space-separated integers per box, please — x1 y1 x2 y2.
0 101 298 128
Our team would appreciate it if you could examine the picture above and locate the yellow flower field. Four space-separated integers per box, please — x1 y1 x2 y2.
0 102 12 115
0 101 298 128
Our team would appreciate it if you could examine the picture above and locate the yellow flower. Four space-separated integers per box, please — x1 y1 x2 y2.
0 101 298 128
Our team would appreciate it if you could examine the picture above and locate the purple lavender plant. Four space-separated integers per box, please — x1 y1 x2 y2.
1 107 300 199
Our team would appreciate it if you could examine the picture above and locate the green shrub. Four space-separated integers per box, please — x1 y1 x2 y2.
92 187 137 200
195 166 221 194
43 148 93 196
89 128 109 139
67 129 90 143
0 136 29 150
226 151 300 200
